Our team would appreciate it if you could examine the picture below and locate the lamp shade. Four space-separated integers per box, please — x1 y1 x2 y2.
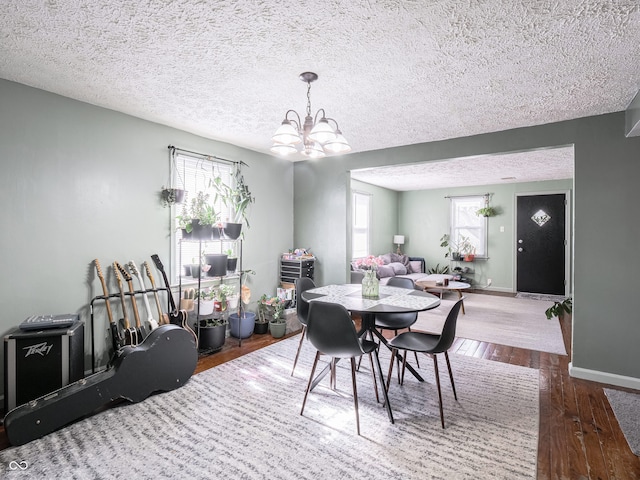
393 235 405 245
272 120 301 145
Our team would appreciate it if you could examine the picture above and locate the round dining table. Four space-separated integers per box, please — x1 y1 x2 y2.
301 283 441 383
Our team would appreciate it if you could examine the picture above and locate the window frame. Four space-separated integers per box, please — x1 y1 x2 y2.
449 195 488 259
351 190 372 259
170 152 236 283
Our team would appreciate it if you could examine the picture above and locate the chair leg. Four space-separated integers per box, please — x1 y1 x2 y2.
368 353 380 403
350 357 360 435
407 327 420 368
290 325 306 376
432 354 445 429
373 348 394 424
444 351 457 401
400 350 408 386
301 351 321 416
386 348 396 393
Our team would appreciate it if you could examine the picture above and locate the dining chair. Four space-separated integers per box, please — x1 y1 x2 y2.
290 277 316 376
386 297 464 428
373 276 421 376
300 301 394 435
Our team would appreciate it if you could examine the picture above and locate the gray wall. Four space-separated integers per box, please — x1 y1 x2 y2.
294 112 640 386
397 179 573 292
350 179 400 257
0 79 293 393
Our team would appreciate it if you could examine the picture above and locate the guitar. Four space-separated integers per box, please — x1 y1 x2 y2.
143 261 169 326
112 261 138 346
94 259 122 353
128 260 159 331
3 324 198 446
150 254 197 343
115 261 147 344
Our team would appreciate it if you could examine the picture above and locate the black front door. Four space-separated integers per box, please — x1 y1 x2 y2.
516 193 566 295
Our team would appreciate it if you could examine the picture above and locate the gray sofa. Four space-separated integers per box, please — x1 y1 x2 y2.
350 253 453 286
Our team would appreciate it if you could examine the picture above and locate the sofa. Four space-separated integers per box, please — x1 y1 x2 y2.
350 253 453 286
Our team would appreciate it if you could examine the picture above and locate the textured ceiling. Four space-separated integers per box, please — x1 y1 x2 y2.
0 0 638 187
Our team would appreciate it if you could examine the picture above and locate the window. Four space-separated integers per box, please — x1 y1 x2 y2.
172 152 235 281
450 195 487 258
352 191 371 258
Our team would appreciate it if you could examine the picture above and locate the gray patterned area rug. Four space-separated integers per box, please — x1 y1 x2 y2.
0 337 539 479
604 389 640 456
414 293 567 355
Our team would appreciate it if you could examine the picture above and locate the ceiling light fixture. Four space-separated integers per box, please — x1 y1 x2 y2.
271 72 351 159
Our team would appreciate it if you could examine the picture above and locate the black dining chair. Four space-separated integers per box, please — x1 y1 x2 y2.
374 276 421 375
386 298 464 428
290 277 316 376
300 301 394 435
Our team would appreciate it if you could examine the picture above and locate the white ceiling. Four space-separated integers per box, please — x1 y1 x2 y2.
1 1 638 188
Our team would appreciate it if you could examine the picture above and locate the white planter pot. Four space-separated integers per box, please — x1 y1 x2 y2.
197 299 214 315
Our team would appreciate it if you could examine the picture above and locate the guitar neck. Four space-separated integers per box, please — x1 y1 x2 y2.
144 261 167 323
94 260 115 325
135 273 154 319
151 254 177 312
125 279 143 327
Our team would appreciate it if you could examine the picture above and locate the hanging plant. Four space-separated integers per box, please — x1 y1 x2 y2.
160 146 187 208
476 206 496 217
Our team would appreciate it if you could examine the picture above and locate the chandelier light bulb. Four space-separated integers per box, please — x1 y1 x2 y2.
272 120 301 145
308 118 337 144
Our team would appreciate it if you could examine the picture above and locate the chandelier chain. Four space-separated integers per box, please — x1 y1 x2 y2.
306 82 312 117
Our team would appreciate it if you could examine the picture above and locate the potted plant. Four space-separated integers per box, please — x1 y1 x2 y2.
189 192 221 241
213 169 254 239
195 287 215 316
476 206 496 217
229 269 256 338
160 186 185 207
217 283 238 312
545 297 572 320
196 316 227 351
259 295 287 338
180 288 195 312
176 200 193 239
224 248 238 272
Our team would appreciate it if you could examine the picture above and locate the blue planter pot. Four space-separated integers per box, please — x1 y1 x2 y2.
229 312 256 339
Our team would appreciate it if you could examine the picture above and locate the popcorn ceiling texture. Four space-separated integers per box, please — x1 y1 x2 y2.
1 0 639 164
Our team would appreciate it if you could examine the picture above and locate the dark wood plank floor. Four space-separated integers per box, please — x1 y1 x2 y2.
1 313 639 479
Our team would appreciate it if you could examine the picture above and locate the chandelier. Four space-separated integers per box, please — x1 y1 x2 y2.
270 72 351 159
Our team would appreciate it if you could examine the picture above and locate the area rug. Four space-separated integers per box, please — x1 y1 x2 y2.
0 336 539 479
604 389 640 456
515 292 567 302
413 292 567 355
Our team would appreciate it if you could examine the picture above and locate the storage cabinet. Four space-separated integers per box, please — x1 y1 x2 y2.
280 256 315 285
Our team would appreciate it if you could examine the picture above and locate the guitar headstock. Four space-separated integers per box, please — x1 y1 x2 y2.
112 262 124 290
151 254 164 273
114 261 132 283
94 259 105 280
143 261 155 282
127 261 141 279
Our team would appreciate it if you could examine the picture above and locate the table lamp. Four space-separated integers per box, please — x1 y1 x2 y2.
393 235 405 254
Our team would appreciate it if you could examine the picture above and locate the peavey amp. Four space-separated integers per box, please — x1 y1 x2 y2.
3 319 84 414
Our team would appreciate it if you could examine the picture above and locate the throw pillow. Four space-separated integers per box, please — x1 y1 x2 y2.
379 253 392 265
388 262 407 275
390 253 412 271
376 265 395 278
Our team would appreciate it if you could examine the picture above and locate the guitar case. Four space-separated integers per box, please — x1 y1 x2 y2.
3 324 197 446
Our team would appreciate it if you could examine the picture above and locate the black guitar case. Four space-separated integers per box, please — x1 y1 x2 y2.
3 324 197 446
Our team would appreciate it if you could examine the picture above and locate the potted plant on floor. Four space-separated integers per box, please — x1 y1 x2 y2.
545 297 572 320
196 315 227 351
229 269 256 339
260 295 287 338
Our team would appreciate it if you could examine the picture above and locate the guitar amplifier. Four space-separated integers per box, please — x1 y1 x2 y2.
3 320 84 414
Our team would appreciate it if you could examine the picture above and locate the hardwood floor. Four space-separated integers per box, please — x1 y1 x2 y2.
1 314 639 479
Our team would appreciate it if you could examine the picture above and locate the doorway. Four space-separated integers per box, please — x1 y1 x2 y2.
516 193 569 295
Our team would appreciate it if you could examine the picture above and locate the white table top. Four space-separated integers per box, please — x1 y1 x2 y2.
416 280 471 290
302 284 441 314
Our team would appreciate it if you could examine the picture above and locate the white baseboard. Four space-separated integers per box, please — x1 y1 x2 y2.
569 362 640 390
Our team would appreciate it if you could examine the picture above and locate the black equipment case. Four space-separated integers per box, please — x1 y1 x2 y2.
3 320 84 414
